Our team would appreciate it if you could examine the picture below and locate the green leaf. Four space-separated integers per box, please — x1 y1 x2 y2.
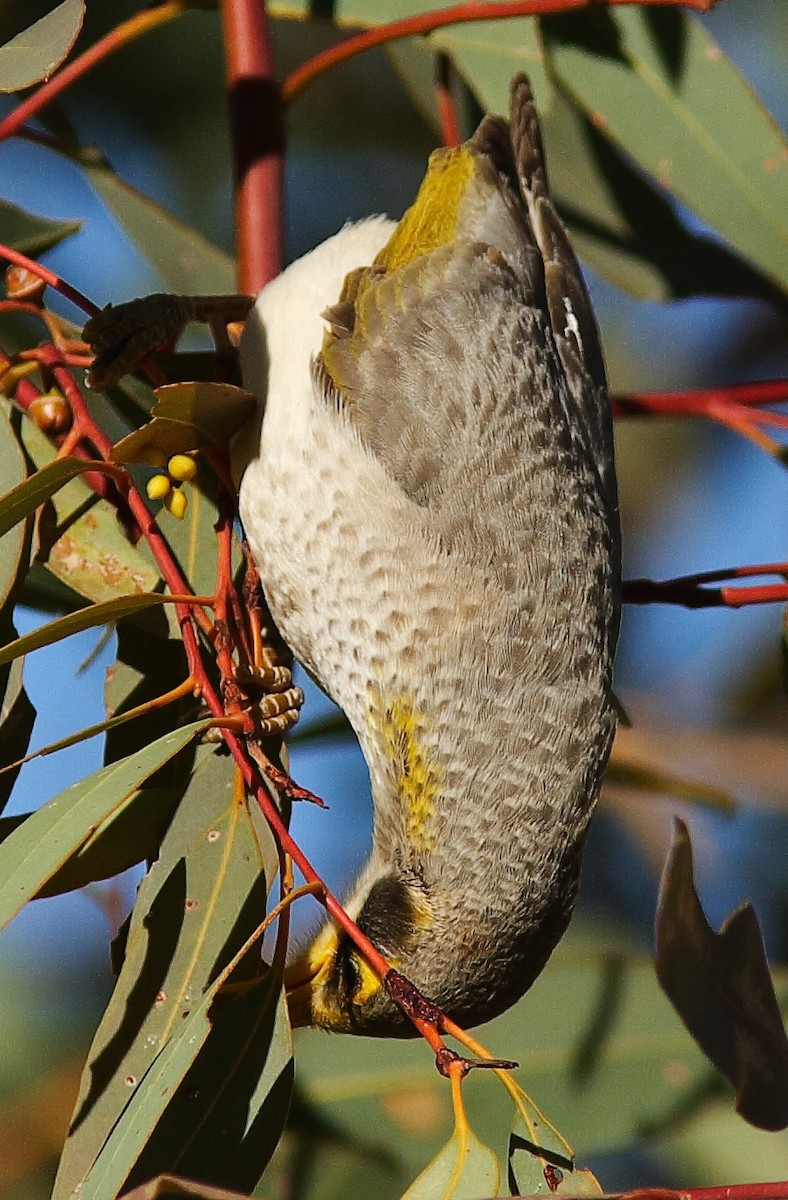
0 721 206 932
110 382 257 465
0 785 179 898
400 1121 499 1200
53 745 287 1199
154 383 257 445
0 656 36 814
18 418 161 605
0 197 81 255
0 592 195 668
432 16 551 117
0 0 84 92
507 1109 600 1196
0 403 28 611
82 156 236 294
543 8 788 291
0 455 103 540
655 818 788 1131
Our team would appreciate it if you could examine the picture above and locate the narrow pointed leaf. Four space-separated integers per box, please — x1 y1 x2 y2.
0 656 35 813
0 722 206 931
543 9 788 290
656 818 788 1131
400 1123 500 1200
0 785 179 897
0 456 110 540
0 403 28 609
53 746 285 1199
0 0 84 92
0 592 195 667
83 160 236 294
0 197 81 255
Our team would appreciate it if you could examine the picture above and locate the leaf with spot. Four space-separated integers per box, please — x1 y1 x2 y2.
18 419 160 605
52 744 288 1198
655 818 788 1131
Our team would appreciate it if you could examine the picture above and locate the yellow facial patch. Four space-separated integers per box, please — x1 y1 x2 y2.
370 691 442 855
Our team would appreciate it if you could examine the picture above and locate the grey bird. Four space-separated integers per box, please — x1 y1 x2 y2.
236 74 621 1036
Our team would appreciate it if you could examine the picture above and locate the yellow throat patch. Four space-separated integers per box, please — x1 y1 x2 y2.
370 691 442 855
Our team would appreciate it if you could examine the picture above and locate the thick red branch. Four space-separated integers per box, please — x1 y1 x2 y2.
220 0 284 293
282 0 719 103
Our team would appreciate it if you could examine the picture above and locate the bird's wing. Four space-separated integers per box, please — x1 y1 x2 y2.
313 75 614 525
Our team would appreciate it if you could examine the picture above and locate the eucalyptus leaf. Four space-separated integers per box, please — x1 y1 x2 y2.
0 721 206 932
656 818 788 1131
0 0 84 92
18 418 161 605
0 592 196 668
83 157 236 294
0 402 28 611
53 745 284 1199
0 456 106 540
0 197 81 255
399 1121 500 1200
543 8 788 290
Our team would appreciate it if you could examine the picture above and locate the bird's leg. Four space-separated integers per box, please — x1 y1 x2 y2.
83 291 254 390
384 970 517 1076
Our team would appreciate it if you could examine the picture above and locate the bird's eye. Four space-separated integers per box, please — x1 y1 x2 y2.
334 940 362 1005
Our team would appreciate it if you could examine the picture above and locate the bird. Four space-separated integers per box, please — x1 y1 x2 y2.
234 74 621 1037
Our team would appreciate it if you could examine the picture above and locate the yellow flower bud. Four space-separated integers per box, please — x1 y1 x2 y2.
168 453 197 482
146 473 171 501
165 488 188 519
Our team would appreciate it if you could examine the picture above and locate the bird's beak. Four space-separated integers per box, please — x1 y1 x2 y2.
283 931 337 1028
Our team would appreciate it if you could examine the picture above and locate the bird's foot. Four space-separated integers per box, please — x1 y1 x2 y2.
83 292 253 390
234 662 304 737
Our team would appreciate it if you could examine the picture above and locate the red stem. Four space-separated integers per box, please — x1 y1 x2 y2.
0 243 99 318
435 53 461 148
624 562 788 610
0 2 188 146
281 0 717 103
220 0 284 292
612 380 788 418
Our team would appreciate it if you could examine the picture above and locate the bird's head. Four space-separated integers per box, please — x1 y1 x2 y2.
284 856 573 1037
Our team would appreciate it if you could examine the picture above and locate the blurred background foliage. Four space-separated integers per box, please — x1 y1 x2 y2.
0 0 787 1196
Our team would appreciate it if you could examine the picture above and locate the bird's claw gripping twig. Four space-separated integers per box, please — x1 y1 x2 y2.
83 292 253 390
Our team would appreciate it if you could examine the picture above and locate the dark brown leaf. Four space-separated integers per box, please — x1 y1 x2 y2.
655 818 788 1130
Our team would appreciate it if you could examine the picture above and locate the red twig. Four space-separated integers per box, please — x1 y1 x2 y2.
0 2 188 146
220 0 284 293
612 380 788 419
624 562 788 609
435 53 461 148
281 0 718 103
0 243 99 318
611 1188 788 1200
